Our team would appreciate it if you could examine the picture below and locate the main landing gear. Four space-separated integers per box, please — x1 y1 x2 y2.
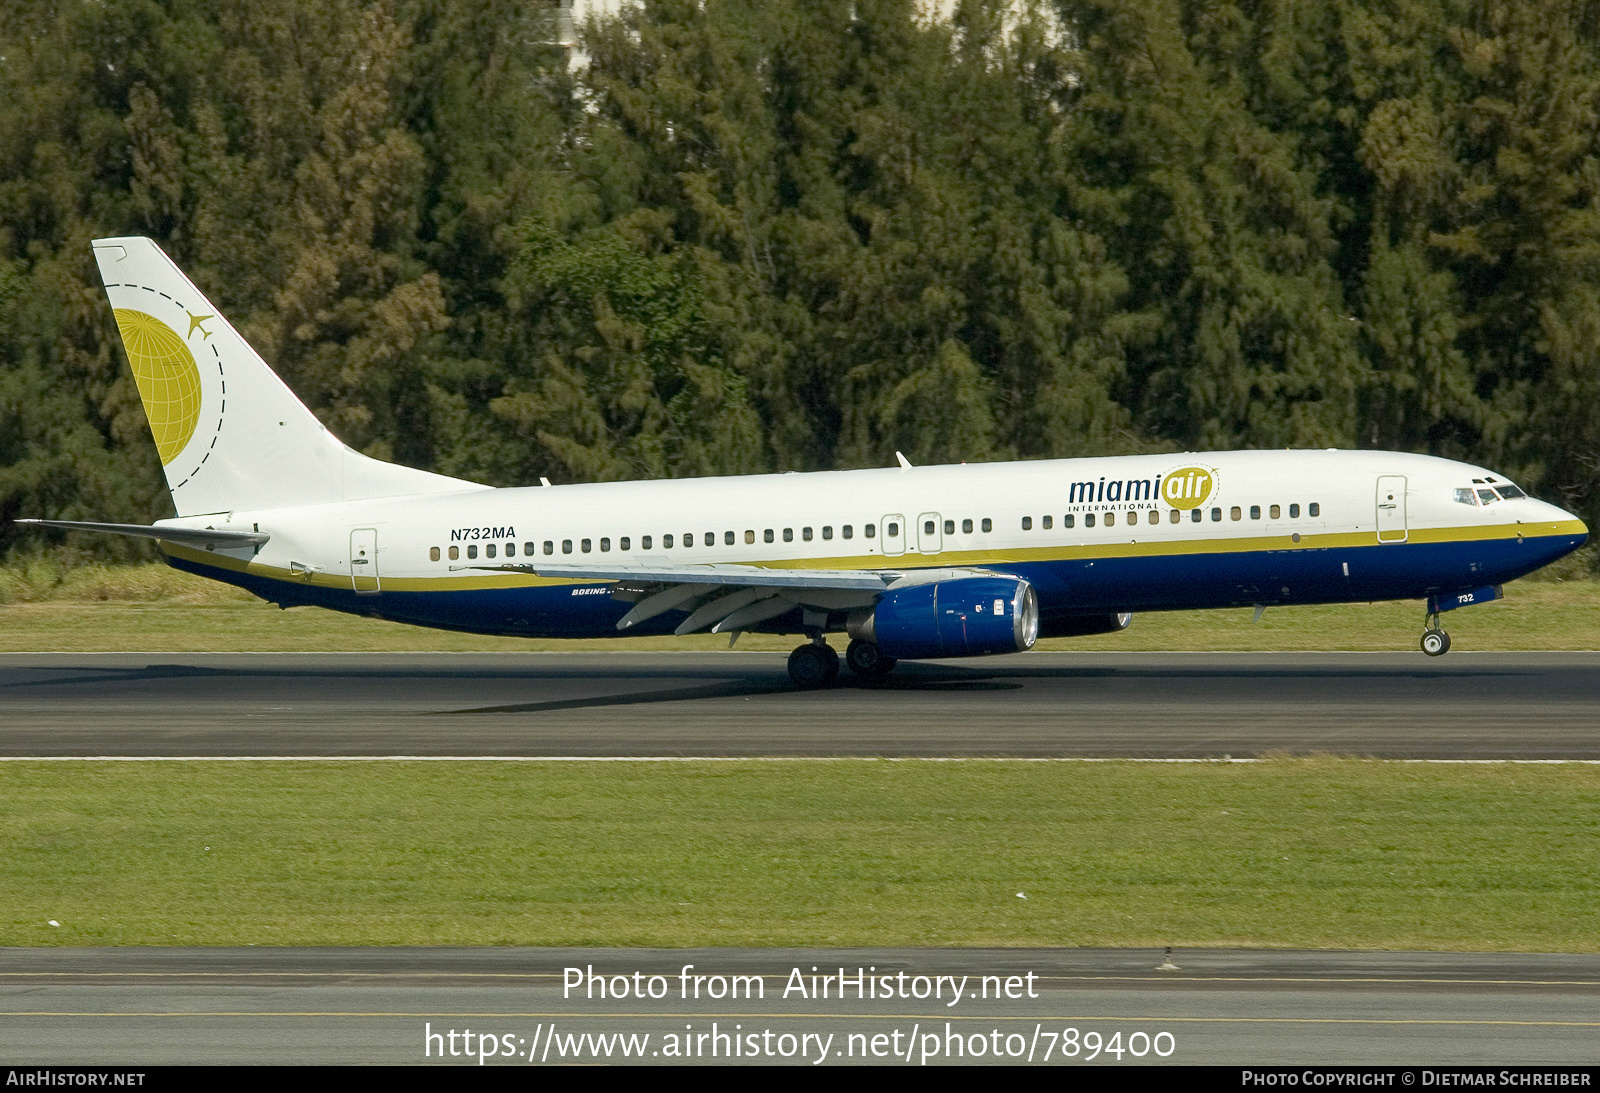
787 639 840 689
1420 610 1452 657
787 638 899 688
845 638 896 679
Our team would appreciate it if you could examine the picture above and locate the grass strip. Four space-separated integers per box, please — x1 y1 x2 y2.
3 758 1596 950
2 582 1600 652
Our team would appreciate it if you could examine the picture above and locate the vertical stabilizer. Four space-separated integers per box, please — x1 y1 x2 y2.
92 237 480 516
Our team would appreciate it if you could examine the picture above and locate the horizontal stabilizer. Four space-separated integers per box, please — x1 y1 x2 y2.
16 519 268 548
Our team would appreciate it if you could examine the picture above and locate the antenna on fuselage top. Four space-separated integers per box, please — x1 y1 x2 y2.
895 451 913 471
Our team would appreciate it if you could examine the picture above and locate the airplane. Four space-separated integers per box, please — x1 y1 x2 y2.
17 237 1590 688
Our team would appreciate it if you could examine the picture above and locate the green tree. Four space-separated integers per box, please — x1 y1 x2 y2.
1055 0 1363 451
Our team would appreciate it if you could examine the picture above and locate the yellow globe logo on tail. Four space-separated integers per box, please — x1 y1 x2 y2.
112 309 202 465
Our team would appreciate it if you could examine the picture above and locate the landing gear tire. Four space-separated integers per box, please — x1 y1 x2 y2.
788 643 840 689
1421 629 1451 657
845 639 897 678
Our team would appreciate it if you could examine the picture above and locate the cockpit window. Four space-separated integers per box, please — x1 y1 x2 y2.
1476 489 1499 505
1453 488 1477 505
1496 485 1527 500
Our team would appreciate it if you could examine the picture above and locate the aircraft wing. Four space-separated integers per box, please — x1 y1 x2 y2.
464 561 900 635
493 561 896 590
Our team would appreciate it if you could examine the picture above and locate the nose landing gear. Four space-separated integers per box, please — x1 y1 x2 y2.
1420 610 1451 657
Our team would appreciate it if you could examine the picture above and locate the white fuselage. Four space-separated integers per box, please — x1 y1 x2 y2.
154 448 1585 640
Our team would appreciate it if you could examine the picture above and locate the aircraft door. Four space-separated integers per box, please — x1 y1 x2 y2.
881 514 906 556
350 528 380 593
917 512 943 554
1376 477 1407 543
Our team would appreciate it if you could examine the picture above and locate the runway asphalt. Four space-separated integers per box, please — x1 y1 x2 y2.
2 947 1596 1065
1 650 1598 758
5 654 1598 1067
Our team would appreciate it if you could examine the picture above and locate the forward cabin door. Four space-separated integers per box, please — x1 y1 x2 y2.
350 528 381 593
1376 477 1408 543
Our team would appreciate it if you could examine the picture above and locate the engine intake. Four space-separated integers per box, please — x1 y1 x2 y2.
851 576 1039 660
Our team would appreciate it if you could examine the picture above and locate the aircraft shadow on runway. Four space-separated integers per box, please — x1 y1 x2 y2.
446 660 1536 717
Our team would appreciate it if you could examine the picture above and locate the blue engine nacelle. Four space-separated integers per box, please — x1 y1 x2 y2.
850 576 1040 660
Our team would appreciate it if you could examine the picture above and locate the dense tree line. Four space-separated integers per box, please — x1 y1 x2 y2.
2 0 1598 560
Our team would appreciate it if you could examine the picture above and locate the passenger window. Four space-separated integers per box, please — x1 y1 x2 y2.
783 528 794 542
745 530 755 544
1249 506 1260 520
642 536 652 550
823 526 833 540
468 545 478 559
620 537 630 551
803 527 813 541
1191 509 1201 523
962 519 973 533
1309 503 1320 517
486 543 497 558
1149 510 1159 525
543 541 553 555
449 545 459 560
865 524 876 538
1169 510 1180 524
1021 517 1032 531
1211 508 1222 521
430 547 440 561
1063 514 1075 528
764 529 774 543
981 518 992 532
1042 515 1053 530
1269 505 1280 520
1289 504 1300 518
1085 513 1096 528
1105 511 1116 527
944 519 954 534
581 539 591 553
725 531 735 545
1231 507 1242 521
704 532 714 546
682 533 693 548
664 534 674 548
600 538 610 552
842 525 853 539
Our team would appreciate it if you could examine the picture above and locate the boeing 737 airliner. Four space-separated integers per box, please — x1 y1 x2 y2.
20 238 1589 687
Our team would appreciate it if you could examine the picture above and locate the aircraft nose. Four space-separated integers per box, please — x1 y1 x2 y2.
1540 498 1589 544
